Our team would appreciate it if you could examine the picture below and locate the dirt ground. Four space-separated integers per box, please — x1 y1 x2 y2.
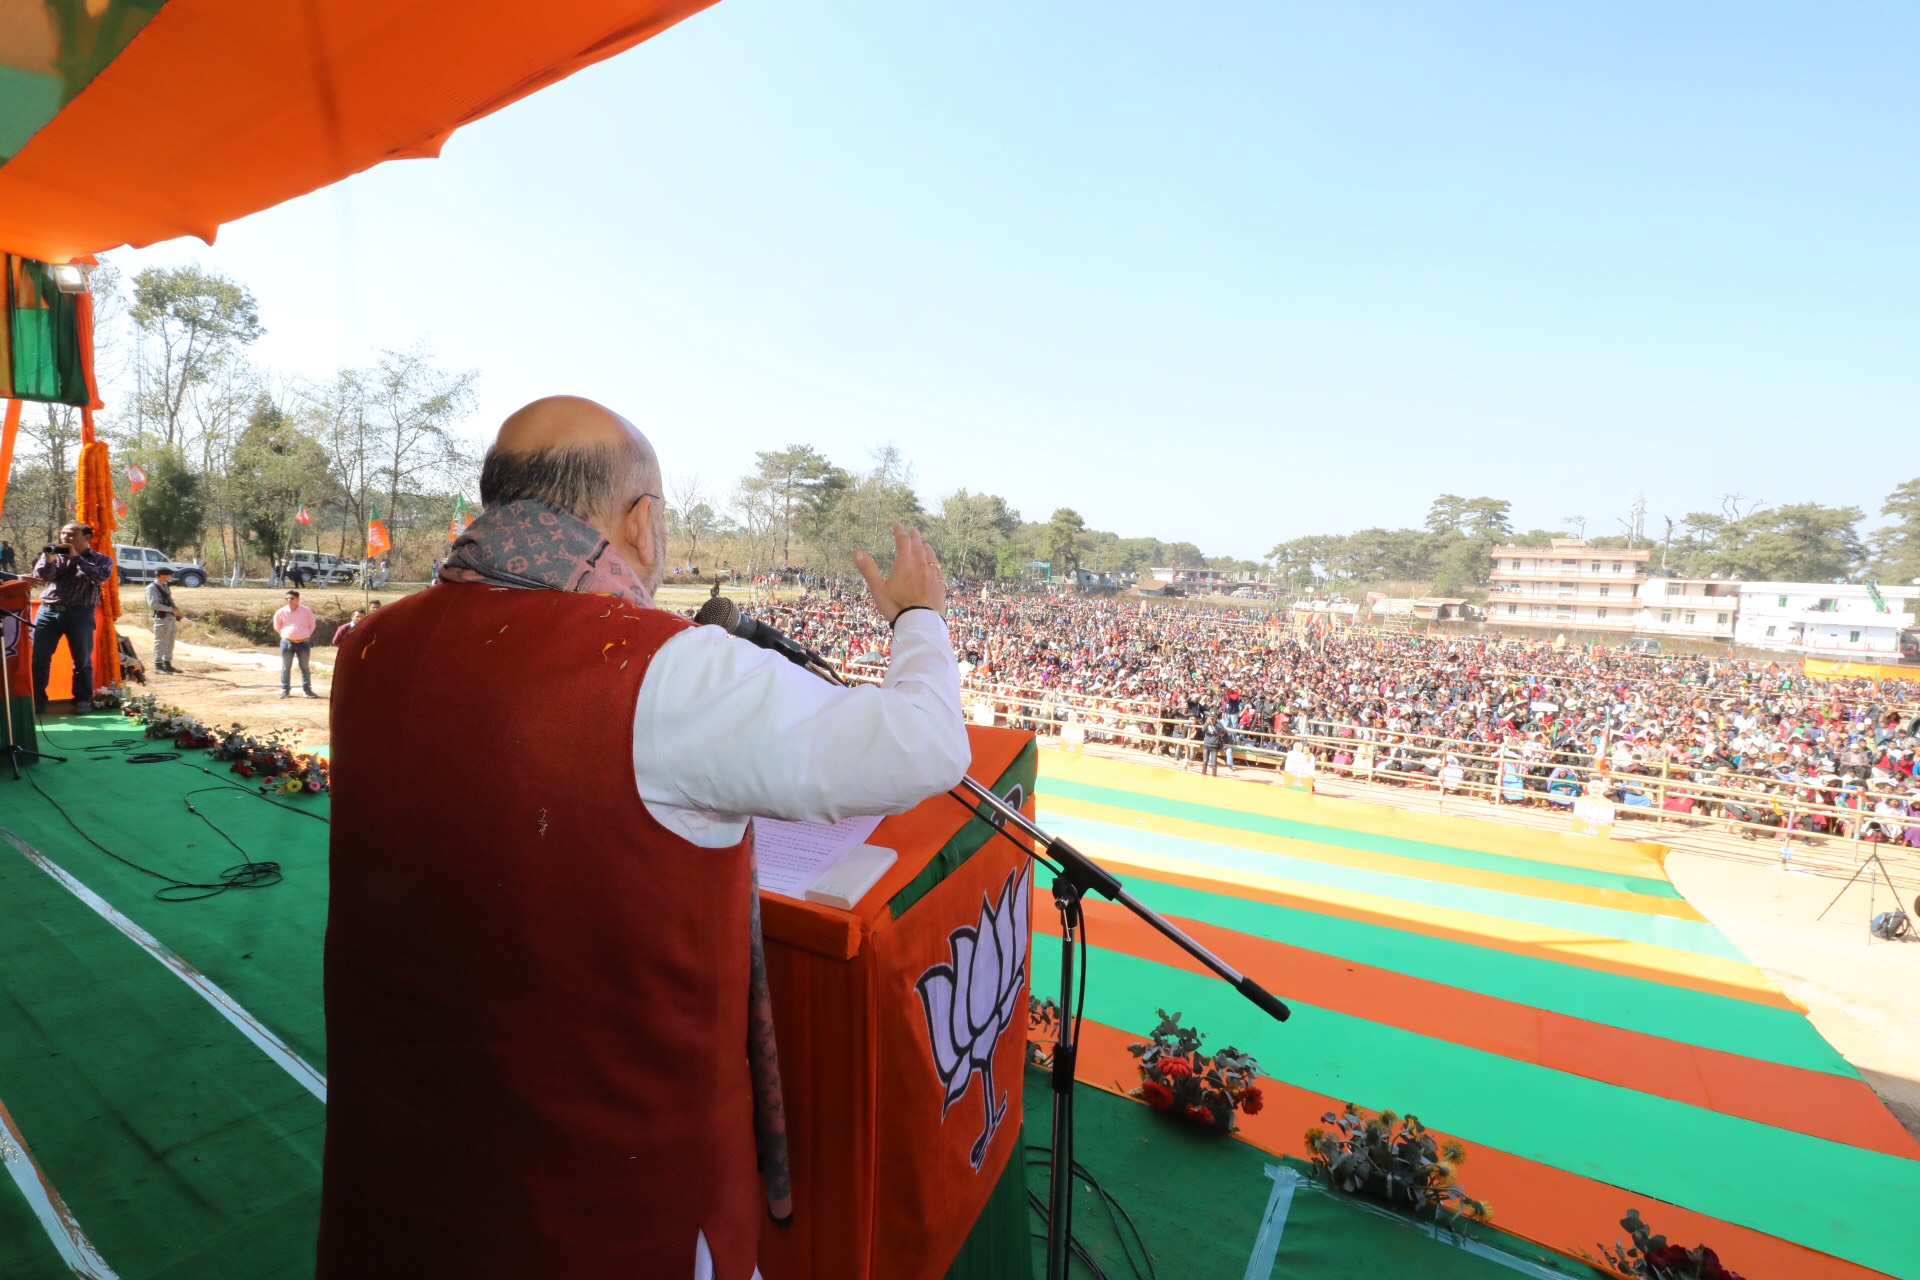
108 590 1920 1141
110 582 748 742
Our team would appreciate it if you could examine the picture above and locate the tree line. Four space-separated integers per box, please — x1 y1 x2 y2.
1268 490 1920 595
1 263 477 576
6 261 1918 594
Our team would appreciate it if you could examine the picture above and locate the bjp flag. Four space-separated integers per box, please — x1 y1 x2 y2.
448 494 472 543
295 505 312 526
366 507 392 557
126 462 147 493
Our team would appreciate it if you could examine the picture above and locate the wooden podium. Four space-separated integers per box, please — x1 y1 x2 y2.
758 725 1038 1280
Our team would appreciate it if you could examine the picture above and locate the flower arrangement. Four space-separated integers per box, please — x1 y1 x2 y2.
1305 1103 1489 1228
1596 1210 1745 1280
1126 1009 1263 1132
94 685 329 793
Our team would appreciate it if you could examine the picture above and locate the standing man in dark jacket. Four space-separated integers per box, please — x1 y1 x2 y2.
31 522 114 713
146 567 181 673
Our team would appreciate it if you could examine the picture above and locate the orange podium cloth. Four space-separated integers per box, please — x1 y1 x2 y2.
758 725 1037 1280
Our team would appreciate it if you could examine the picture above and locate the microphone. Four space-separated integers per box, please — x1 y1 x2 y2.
695 595 843 683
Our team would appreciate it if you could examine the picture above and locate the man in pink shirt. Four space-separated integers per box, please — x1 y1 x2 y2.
273 588 320 699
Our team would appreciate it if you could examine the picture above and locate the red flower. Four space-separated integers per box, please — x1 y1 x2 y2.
1159 1056 1193 1080
1239 1087 1264 1116
1182 1104 1215 1126
1645 1244 1690 1271
1140 1080 1175 1110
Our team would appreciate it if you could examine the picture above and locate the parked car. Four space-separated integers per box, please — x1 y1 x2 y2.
115 545 206 586
1623 637 1662 654
286 549 358 585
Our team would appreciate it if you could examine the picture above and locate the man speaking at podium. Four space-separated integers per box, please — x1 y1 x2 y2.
319 397 971 1280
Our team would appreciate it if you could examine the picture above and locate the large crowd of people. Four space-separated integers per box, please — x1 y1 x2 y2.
750 582 1920 843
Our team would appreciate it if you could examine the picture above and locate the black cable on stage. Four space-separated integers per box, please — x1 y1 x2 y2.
44 717 331 824
21 768 283 900
1023 1147 1160 1280
24 717 294 900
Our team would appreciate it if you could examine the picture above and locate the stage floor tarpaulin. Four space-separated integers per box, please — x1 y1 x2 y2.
2 716 1917 1279
1031 749 1920 1280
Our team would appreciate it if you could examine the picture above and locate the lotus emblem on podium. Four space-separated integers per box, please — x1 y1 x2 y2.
915 863 1030 1170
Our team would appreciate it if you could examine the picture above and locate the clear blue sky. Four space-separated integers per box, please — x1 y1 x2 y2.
109 0 1919 560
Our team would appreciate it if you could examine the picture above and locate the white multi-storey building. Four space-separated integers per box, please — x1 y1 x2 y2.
1732 582 1919 659
1487 540 1650 633
1635 577 1740 642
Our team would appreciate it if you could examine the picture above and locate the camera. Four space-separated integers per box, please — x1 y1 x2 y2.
42 545 62 557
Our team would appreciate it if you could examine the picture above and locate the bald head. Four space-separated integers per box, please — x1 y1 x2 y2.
483 397 659 523
480 396 667 592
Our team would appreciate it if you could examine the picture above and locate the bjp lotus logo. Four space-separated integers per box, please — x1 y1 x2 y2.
915 863 1031 1170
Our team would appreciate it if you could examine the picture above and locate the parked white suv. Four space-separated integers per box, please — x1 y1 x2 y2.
286 549 359 585
116 545 206 586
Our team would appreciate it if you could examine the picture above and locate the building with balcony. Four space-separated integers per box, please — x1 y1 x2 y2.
1732 582 1920 659
1486 540 1651 633
1635 576 1740 642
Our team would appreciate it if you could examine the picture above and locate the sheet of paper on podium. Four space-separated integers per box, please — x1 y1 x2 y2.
754 813 885 900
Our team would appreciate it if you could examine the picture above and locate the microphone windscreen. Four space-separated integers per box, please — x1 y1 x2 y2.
694 595 742 632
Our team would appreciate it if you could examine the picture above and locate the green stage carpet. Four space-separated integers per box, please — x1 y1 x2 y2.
3 715 1913 1279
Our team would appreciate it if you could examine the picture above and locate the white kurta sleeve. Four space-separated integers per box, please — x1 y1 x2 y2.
632 610 972 846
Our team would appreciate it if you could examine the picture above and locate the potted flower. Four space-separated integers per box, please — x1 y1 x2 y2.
1305 1103 1489 1228
1127 1009 1263 1132
1596 1210 1745 1280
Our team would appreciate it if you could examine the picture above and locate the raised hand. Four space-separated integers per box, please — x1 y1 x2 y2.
853 523 946 624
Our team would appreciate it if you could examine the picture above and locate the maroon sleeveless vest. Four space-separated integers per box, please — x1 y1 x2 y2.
318 585 758 1279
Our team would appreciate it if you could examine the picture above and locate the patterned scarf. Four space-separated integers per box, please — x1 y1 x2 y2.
437 496 791 1221
439 498 656 607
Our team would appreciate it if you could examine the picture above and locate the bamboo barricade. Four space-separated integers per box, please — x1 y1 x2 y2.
834 662 1920 880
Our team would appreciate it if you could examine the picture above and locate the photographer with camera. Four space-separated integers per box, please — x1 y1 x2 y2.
30 522 114 714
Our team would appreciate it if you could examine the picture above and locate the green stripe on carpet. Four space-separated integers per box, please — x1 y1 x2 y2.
1039 811 1742 960
0 824 324 1279
1036 946 1919 1280
6 718 332 1071
1038 778 1682 898
1027 1074 1606 1279
1086 873 1851 1076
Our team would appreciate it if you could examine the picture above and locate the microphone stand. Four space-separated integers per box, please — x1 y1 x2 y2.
721 605 1291 1275
953 776 1290 1280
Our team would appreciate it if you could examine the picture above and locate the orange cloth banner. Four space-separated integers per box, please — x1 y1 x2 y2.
76 430 122 687
0 399 20 525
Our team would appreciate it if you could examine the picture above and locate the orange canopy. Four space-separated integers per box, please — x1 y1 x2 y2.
0 0 717 262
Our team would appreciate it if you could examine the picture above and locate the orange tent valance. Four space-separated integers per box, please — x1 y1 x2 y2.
0 0 717 262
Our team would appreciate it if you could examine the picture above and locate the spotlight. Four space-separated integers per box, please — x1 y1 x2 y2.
50 263 90 294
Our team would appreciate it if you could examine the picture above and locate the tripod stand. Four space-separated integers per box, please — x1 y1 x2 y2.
1 622 67 780
956 777 1291 1280
1816 844 1909 940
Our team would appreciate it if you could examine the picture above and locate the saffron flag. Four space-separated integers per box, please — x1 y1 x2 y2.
366 507 392 557
295 505 312 526
448 494 472 543
113 495 129 519
126 462 147 493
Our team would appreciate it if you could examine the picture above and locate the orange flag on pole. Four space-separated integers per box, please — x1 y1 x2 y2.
366 507 392 557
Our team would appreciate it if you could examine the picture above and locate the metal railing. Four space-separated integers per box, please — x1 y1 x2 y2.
834 663 1920 877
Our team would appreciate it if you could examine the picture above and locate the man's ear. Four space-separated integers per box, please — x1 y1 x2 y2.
626 494 657 565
